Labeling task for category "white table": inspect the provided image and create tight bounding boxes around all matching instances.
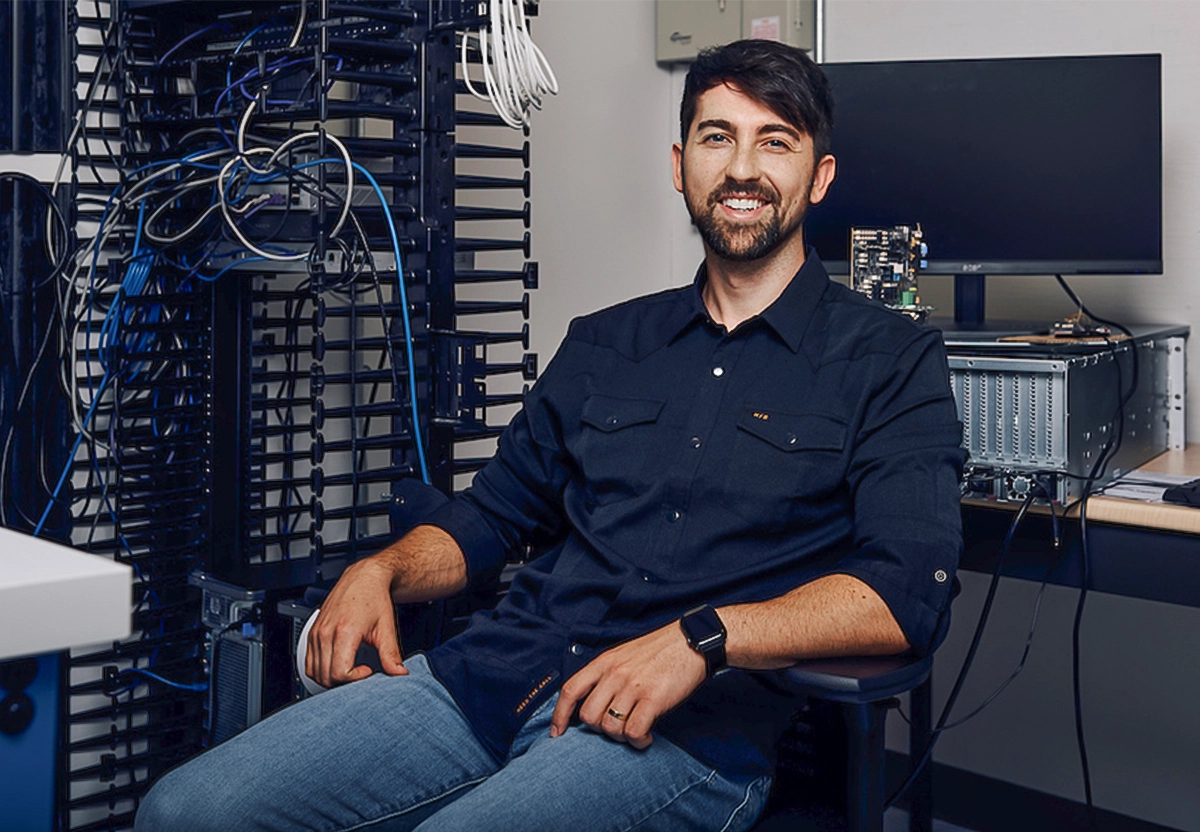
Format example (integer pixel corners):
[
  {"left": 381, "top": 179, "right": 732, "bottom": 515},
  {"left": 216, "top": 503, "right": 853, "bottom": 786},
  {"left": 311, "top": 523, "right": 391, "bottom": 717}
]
[{"left": 0, "top": 527, "right": 131, "bottom": 660}]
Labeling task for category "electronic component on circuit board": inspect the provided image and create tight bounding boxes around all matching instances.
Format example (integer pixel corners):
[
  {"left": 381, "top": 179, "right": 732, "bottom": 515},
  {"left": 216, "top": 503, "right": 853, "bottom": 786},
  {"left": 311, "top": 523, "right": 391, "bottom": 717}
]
[{"left": 850, "top": 224, "right": 932, "bottom": 323}]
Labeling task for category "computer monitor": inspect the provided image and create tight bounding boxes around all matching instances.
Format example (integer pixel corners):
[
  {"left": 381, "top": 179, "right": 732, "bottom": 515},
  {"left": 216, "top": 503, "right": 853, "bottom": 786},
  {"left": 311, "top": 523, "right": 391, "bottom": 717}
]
[{"left": 805, "top": 54, "right": 1162, "bottom": 325}]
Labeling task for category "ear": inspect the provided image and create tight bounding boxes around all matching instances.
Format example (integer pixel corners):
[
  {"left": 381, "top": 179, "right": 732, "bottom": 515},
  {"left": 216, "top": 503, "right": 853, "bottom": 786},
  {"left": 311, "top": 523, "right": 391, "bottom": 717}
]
[
  {"left": 809, "top": 154, "right": 836, "bottom": 205},
  {"left": 672, "top": 143, "right": 684, "bottom": 194}
]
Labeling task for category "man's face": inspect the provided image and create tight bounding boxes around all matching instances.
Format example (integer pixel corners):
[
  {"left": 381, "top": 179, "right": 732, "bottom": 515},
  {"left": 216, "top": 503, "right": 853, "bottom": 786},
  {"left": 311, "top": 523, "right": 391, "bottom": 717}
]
[{"left": 672, "top": 83, "right": 835, "bottom": 262}]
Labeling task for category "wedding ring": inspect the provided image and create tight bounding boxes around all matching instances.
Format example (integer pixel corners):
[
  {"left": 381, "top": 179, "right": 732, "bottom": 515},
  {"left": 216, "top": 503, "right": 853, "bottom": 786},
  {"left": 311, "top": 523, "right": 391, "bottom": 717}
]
[{"left": 607, "top": 707, "right": 628, "bottom": 722}]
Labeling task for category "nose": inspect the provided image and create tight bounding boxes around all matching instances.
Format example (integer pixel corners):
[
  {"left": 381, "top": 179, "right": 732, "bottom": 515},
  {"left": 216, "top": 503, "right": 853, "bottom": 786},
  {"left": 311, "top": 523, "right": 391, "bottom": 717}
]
[{"left": 726, "top": 141, "right": 762, "bottom": 182}]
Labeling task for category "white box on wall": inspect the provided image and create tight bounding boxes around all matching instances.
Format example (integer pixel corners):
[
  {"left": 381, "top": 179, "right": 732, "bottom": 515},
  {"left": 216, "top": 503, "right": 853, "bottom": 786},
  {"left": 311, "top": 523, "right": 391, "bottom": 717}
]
[
  {"left": 656, "top": 0, "right": 742, "bottom": 63},
  {"left": 743, "top": 0, "right": 816, "bottom": 51},
  {"left": 656, "top": 0, "right": 816, "bottom": 64}
]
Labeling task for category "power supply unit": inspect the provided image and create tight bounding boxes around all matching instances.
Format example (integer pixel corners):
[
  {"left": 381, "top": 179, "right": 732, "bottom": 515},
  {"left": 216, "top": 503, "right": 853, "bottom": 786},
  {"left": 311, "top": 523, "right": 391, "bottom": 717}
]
[{"left": 189, "top": 572, "right": 267, "bottom": 744}]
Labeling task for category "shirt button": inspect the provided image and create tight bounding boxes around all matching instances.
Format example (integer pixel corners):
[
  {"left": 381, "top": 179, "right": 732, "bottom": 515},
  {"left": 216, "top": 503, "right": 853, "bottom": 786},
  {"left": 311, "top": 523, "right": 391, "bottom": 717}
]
[
  {"left": 787, "top": 434, "right": 798, "bottom": 446},
  {"left": 934, "top": 569, "right": 948, "bottom": 583},
  {"left": 605, "top": 416, "right": 619, "bottom": 426},
  {"left": 690, "top": 436, "right": 702, "bottom": 449},
  {"left": 666, "top": 508, "right": 681, "bottom": 523},
  {"left": 641, "top": 572, "right": 653, "bottom": 582},
  {"left": 712, "top": 367, "right": 725, "bottom": 378},
  {"left": 570, "top": 643, "right": 584, "bottom": 656}
]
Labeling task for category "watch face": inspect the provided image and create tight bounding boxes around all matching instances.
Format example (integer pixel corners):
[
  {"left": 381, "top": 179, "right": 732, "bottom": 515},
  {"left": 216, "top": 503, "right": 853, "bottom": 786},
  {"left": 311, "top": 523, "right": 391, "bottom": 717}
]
[
  {"left": 683, "top": 606, "right": 726, "bottom": 651},
  {"left": 682, "top": 606, "right": 728, "bottom": 677}
]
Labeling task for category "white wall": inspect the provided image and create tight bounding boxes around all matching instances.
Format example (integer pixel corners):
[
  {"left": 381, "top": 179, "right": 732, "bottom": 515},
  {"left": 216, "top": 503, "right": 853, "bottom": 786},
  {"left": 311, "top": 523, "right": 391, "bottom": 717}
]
[
  {"left": 527, "top": 1, "right": 1200, "bottom": 830},
  {"left": 528, "top": 0, "right": 698, "bottom": 365}
]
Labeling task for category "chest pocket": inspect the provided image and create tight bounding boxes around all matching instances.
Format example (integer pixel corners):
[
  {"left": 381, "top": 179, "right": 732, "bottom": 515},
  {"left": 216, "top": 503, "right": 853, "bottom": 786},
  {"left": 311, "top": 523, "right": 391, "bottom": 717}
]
[
  {"left": 575, "top": 394, "right": 666, "bottom": 506},
  {"left": 723, "top": 409, "right": 849, "bottom": 526}
]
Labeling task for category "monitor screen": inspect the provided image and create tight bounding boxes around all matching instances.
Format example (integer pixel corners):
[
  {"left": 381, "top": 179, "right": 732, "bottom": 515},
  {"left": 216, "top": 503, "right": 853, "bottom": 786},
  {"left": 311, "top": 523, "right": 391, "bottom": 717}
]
[{"left": 805, "top": 54, "right": 1162, "bottom": 277}]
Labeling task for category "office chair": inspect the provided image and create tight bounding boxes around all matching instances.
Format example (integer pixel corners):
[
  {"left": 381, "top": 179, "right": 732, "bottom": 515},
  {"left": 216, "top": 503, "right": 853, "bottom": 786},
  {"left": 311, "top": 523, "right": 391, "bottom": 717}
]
[{"left": 753, "top": 654, "right": 934, "bottom": 832}]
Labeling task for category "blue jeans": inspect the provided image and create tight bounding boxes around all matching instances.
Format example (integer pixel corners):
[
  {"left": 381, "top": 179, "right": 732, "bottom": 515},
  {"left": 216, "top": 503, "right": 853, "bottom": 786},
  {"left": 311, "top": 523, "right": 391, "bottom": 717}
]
[{"left": 135, "top": 655, "right": 771, "bottom": 831}]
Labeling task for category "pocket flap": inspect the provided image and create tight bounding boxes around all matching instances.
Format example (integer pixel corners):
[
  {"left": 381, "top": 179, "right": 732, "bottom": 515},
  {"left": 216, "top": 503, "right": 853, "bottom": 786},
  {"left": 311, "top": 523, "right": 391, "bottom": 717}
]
[
  {"left": 736, "top": 410, "right": 847, "bottom": 452},
  {"left": 581, "top": 394, "right": 666, "bottom": 433}
]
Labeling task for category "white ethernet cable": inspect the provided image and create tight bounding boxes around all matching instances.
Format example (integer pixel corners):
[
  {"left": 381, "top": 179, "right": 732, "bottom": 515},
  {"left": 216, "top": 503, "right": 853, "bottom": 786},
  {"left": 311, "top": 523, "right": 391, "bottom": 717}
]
[{"left": 462, "top": 0, "right": 558, "bottom": 130}]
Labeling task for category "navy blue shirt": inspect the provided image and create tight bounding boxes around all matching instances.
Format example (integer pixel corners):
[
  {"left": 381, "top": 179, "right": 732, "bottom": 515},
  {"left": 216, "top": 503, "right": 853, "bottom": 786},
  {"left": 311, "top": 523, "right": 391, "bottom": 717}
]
[{"left": 425, "top": 253, "right": 966, "bottom": 779}]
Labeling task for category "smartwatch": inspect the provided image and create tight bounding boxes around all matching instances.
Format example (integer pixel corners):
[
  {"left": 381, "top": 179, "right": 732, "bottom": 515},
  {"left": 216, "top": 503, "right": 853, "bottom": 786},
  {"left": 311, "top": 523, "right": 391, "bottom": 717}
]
[{"left": 680, "top": 605, "right": 728, "bottom": 678}]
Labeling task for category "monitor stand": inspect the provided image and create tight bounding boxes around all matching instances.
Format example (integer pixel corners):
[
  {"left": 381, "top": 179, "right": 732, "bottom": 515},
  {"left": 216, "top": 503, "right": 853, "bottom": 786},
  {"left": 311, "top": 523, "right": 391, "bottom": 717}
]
[{"left": 953, "top": 274, "right": 987, "bottom": 327}]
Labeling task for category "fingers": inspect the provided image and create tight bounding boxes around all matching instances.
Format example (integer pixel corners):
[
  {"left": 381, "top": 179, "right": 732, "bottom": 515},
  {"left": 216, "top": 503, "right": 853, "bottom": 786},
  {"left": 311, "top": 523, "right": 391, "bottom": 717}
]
[
  {"left": 576, "top": 676, "right": 621, "bottom": 730},
  {"left": 599, "top": 701, "right": 633, "bottom": 739},
  {"left": 550, "top": 668, "right": 594, "bottom": 737},
  {"left": 593, "top": 696, "right": 654, "bottom": 748},
  {"left": 375, "top": 616, "right": 408, "bottom": 677},
  {"left": 331, "top": 619, "right": 365, "bottom": 684},
  {"left": 553, "top": 665, "right": 655, "bottom": 748},
  {"left": 306, "top": 611, "right": 407, "bottom": 687},
  {"left": 303, "top": 559, "right": 409, "bottom": 688},
  {"left": 550, "top": 623, "right": 703, "bottom": 746},
  {"left": 586, "top": 692, "right": 656, "bottom": 748},
  {"left": 623, "top": 706, "right": 655, "bottom": 749}
]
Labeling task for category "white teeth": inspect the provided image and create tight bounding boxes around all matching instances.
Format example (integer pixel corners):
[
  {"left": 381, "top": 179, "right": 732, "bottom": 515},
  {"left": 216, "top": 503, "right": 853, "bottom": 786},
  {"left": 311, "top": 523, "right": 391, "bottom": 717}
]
[{"left": 723, "top": 198, "right": 763, "bottom": 211}]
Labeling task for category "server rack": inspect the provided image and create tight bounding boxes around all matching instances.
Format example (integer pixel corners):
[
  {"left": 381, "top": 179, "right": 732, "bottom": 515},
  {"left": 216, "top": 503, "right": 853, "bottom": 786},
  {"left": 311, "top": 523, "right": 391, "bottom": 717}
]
[{"left": 33, "top": 2, "right": 541, "bottom": 828}]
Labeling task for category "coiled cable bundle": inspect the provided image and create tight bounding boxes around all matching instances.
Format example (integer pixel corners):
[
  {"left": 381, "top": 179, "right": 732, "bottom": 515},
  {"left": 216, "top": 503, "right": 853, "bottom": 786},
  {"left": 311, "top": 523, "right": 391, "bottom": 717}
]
[{"left": 462, "top": 0, "right": 559, "bottom": 129}]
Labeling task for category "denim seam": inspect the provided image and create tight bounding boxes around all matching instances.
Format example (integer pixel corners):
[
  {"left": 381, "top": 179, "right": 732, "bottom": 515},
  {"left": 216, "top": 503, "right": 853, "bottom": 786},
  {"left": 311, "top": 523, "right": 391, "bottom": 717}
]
[
  {"left": 337, "top": 774, "right": 491, "bottom": 832},
  {"left": 621, "top": 769, "right": 717, "bottom": 831},
  {"left": 716, "top": 776, "right": 768, "bottom": 832}
]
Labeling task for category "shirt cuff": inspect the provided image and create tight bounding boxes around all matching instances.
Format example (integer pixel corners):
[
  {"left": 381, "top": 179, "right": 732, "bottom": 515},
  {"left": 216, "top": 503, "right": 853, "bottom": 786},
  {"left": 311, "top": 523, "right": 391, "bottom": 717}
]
[
  {"left": 833, "top": 560, "right": 953, "bottom": 657},
  {"left": 424, "top": 498, "right": 508, "bottom": 588}
]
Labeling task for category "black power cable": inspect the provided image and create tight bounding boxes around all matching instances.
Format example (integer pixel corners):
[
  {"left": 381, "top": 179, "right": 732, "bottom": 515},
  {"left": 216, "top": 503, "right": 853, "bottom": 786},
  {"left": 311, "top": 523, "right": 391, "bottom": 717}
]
[
  {"left": 1054, "top": 274, "right": 1139, "bottom": 832},
  {"left": 887, "top": 486, "right": 1041, "bottom": 808}
]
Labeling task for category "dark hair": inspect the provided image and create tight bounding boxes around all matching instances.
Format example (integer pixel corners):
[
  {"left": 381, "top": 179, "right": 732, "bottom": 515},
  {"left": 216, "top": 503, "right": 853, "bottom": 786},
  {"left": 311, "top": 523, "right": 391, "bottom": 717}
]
[{"left": 680, "top": 40, "right": 834, "bottom": 161}]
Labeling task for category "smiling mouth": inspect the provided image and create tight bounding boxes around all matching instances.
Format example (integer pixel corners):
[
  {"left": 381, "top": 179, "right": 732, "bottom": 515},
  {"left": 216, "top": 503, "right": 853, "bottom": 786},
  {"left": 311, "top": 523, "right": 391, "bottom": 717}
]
[{"left": 721, "top": 197, "right": 766, "bottom": 213}]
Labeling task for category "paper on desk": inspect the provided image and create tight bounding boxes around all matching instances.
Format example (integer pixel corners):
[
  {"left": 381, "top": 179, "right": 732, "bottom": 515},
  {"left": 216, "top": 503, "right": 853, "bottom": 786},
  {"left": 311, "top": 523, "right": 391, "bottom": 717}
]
[{"left": 1098, "top": 473, "right": 1196, "bottom": 502}]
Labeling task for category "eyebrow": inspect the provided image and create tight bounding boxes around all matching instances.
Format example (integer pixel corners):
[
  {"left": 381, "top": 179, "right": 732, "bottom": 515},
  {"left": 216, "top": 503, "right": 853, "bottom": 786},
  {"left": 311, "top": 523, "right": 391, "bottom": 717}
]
[
  {"left": 760, "top": 123, "right": 804, "bottom": 141},
  {"left": 694, "top": 119, "right": 804, "bottom": 142}
]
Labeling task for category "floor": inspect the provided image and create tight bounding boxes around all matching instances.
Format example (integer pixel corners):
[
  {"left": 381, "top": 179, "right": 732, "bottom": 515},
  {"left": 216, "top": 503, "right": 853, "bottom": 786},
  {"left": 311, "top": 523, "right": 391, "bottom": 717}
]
[{"left": 884, "top": 808, "right": 977, "bottom": 832}]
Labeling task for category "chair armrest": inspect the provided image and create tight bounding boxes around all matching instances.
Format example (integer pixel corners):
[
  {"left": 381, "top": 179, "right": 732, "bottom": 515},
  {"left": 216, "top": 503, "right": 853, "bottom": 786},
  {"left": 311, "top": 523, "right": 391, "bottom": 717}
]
[{"left": 783, "top": 654, "right": 932, "bottom": 705}]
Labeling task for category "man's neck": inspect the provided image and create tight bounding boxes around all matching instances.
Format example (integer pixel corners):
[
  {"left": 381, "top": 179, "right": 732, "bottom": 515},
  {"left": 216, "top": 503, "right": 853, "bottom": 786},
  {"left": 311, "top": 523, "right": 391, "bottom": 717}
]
[{"left": 701, "top": 236, "right": 807, "bottom": 331}]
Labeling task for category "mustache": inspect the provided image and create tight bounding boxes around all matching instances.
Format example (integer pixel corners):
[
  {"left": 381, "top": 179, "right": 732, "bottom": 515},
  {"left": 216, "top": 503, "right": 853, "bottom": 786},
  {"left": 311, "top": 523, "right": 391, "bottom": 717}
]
[{"left": 706, "top": 181, "right": 778, "bottom": 208}]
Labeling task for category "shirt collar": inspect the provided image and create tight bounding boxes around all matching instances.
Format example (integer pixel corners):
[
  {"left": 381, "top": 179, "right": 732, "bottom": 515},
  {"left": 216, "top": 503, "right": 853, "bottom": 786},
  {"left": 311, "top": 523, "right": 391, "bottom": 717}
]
[{"left": 671, "top": 249, "right": 831, "bottom": 353}]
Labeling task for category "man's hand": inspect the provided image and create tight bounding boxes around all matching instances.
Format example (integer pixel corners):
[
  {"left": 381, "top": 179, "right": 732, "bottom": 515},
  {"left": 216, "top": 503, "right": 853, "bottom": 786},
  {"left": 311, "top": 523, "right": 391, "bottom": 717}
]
[
  {"left": 549, "top": 620, "right": 707, "bottom": 749},
  {"left": 305, "top": 556, "right": 408, "bottom": 687}
]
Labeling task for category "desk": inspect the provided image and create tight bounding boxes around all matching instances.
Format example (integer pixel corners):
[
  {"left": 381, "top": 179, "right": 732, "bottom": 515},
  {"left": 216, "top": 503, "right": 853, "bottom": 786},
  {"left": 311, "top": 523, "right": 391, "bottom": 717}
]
[
  {"left": 0, "top": 529, "right": 130, "bottom": 832},
  {"left": 0, "top": 527, "right": 131, "bottom": 660},
  {"left": 962, "top": 445, "right": 1200, "bottom": 609},
  {"left": 1083, "top": 445, "right": 1200, "bottom": 535}
]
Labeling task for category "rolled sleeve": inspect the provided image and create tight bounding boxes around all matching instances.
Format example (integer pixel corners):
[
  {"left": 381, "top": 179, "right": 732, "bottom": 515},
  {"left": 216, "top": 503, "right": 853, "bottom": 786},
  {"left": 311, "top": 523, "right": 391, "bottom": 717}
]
[
  {"left": 840, "top": 332, "right": 967, "bottom": 655},
  {"left": 425, "top": 498, "right": 510, "bottom": 588}
]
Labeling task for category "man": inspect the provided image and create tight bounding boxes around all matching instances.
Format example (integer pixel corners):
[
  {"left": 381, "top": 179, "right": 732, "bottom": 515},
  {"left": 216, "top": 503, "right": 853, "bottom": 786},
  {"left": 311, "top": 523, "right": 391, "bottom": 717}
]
[{"left": 136, "top": 40, "right": 965, "bottom": 832}]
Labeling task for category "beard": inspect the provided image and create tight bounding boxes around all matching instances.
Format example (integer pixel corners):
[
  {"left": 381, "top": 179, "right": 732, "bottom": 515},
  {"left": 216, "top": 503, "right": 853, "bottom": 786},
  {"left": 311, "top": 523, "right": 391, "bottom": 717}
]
[{"left": 682, "top": 172, "right": 810, "bottom": 262}]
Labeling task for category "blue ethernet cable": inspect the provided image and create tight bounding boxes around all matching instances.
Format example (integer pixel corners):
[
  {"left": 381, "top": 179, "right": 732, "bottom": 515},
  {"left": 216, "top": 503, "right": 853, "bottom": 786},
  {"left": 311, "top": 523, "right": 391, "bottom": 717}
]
[
  {"left": 123, "top": 667, "right": 208, "bottom": 693},
  {"left": 37, "top": 203, "right": 153, "bottom": 537},
  {"left": 352, "top": 162, "right": 431, "bottom": 485},
  {"left": 262, "top": 157, "right": 432, "bottom": 483}
]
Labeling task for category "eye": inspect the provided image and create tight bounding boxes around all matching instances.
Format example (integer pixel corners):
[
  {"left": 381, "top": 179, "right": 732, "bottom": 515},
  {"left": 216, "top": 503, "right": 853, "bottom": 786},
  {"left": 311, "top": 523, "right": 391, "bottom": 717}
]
[{"left": 701, "top": 133, "right": 730, "bottom": 145}]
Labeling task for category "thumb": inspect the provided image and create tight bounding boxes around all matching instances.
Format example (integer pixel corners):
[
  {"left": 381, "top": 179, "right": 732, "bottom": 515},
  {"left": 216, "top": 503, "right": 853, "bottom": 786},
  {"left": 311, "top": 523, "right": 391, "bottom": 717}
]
[{"left": 376, "top": 622, "right": 408, "bottom": 676}]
